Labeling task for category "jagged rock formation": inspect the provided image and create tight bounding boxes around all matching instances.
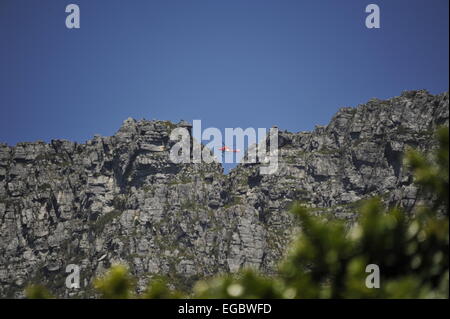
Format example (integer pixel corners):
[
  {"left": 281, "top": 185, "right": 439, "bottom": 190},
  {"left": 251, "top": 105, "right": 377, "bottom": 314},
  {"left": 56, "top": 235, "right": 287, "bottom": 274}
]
[{"left": 0, "top": 90, "right": 448, "bottom": 297}]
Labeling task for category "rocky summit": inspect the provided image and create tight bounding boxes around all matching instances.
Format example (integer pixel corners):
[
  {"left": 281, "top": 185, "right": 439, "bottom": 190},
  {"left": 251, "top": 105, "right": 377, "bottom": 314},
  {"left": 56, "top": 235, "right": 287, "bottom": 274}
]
[{"left": 0, "top": 90, "right": 448, "bottom": 298}]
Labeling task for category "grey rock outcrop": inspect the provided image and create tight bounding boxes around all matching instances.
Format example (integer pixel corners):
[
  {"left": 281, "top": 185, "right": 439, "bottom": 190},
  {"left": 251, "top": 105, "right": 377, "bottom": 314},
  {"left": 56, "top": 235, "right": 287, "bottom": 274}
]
[{"left": 0, "top": 90, "right": 448, "bottom": 297}]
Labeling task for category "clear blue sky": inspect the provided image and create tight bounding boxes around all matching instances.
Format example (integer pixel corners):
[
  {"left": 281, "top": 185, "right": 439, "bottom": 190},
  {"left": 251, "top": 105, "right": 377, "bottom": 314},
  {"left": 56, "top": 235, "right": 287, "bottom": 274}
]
[{"left": 1, "top": 1, "right": 448, "bottom": 166}]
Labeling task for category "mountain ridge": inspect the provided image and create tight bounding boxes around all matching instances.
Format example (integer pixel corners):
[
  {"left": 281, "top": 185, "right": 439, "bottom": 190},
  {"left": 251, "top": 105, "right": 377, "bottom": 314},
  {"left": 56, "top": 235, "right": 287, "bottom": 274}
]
[{"left": 0, "top": 89, "right": 448, "bottom": 297}]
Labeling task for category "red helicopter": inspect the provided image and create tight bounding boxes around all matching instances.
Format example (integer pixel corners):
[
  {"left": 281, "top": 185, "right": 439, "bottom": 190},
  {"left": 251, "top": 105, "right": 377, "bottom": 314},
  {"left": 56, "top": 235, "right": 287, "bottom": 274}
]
[{"left": 218, "top": 144, "right": 240, "bottom": 153}]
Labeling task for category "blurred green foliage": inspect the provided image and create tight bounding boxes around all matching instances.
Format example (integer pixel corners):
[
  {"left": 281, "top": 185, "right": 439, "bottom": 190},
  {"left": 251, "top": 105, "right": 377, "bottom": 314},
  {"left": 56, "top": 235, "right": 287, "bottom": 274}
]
[
  {"left": 93, "top": 265, "right": 135, "bottom": 299},
  {"left": 27, "top": 128, "right": 449, "bottom": 299},
  {"left": 194, "top": 127, "right": 448, "bottom": 299},
  {"left": 25, "top": 285, "right": 53, "bottom": 299}
]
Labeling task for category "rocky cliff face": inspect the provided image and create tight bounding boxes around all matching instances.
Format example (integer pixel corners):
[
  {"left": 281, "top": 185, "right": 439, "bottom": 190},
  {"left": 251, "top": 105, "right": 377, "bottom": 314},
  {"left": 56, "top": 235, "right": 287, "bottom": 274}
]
[{"left": 0, "top": 90, "right": 448, "bottom": 297}]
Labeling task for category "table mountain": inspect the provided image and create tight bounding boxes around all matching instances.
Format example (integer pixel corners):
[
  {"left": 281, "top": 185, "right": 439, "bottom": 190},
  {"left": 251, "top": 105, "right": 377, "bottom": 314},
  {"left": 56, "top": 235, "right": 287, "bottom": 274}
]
[{"left": 0, "top": 90, "right": 448, "bottom": 297}]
